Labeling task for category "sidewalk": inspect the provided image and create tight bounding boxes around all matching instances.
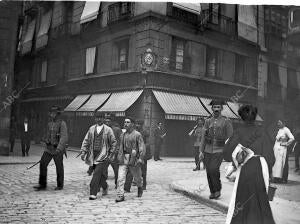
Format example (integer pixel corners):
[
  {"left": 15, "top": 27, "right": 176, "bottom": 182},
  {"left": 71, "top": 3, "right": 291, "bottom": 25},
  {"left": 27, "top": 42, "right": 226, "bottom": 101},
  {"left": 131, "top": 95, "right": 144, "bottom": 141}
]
[
  {"left": 0, "top": 142, "right": 80, "bottom": 165},
  {"left": 170, "top": 161, "right": 300, "bottom": 224}
]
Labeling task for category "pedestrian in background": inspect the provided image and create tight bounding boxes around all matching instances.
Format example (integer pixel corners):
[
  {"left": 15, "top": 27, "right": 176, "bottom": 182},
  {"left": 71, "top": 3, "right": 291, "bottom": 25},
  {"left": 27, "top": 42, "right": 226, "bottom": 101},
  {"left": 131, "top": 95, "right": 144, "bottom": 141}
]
[
  {"left": 80, "top": 111, "right": 116, "bottom": 200},
  {"left": 33, "top": 105, "right": 68, "bottom": 191},
  {"left": 20, "top": 116, "right": 31, "bottom": 157},
  {"left": 188, "top": 117, "right": 205, "bottom": 171},
  {"left": 104, "top": 113, "right": 122, "bottom": 189},
  {"left": 293, "top": 126, "right": 300, "bottom": 174},
  {"left": 9, "top": 116, "right": 17, "bottom": 153},
  {"left": 154, "top": 122, "right": 166, "bottom": 161},
  {"left": 272, "top": 120, "right": 294, "bottom": 184},
  {"left": 199, "top": 99, "right": 233, "bottom": 200},
  {"left": 124, "top": 119, "right": 149, "bottom": 191},
  {"left": 115, "top": 117, "right": 145, "bottom": 202}
]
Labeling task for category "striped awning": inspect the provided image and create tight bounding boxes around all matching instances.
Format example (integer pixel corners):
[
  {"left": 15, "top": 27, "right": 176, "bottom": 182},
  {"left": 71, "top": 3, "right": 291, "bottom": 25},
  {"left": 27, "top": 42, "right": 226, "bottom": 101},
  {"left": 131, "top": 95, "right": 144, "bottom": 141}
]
[
  {"left": 77, "top": 93, "right": 110, "bottom": 112},
  {"left": 80, "top": 1, "right": 101, "bottom": 24},
  {"left": 153, "top": 90, "right": 210, "bottom": 121},
  {"left": 64, "top": 95, "right": 90, "bottom": 112},
  {"left": 98, "top": 90, "right": 143, "bottom": 117},
  {"left": 173, "top": 3, "right": 201, "bottom": 14},
  {"left": 199, "top": 97, "right": 239, "bottom": 119}
]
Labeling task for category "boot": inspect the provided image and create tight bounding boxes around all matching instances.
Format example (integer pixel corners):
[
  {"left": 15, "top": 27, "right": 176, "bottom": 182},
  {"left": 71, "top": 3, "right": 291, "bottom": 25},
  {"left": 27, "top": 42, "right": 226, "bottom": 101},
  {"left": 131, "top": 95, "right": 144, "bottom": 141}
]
[{"left": 137, "top": 187, "right": 143, "bottom": 197}]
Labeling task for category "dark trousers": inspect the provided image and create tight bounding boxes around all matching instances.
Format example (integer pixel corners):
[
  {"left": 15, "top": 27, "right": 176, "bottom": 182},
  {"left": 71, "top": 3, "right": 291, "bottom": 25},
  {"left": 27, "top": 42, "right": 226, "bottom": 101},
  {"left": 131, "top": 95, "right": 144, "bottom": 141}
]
[
  {"left": 21, "top": 135, "right": 30, "bottom": 156},
  {"left": 295, "top": 145, "right": 300, "bottom": 169},
  {"left": 124, "top": 160, "right": 147, "bottom": 191},
  {"left": 109, "top": 162, "right": 119, "bottom": 187},
  {"left": 154, "top": 143, "right": 162, "bottom": 160},
  {"left": 204, "top": 152, "right": 223, "bottom": 194},
  {"left": 90, "top": 161, "right": 109, "bottom": 196},
  {"left": 282, "top": 149, "right": 290, "bottom": 182},
  {"left": 194, "top": 146, "right": 200, "bottom": 167},
  {"left": 10, "top": 139, "right": 15, "bottom": 152},
  {"left": 39, "top": 151, "right": 64, "bottom": 188}
]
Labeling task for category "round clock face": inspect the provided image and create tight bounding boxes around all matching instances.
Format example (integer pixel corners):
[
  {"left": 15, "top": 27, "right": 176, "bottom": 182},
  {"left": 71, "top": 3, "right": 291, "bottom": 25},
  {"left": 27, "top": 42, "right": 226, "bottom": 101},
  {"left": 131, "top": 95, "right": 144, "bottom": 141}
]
[{"left": 144, "top": 53, "right": 154, "bottom": 65}]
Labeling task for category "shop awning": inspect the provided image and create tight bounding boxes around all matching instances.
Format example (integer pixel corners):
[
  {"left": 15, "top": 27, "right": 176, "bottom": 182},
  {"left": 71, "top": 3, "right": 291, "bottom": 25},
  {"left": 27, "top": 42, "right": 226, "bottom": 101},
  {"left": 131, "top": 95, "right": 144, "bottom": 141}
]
[
  {"left": 21, "top": 19, "right": 36, "bottom": 55},
  {"left": 80, "top": 1, "right": 101, "bottom": 24},
  {"left": 22, "top": 95, "right": 72, "bottom": 103},
  {"left": 173, "top": 3, "right": 201, "bottom": 14},
  {"left": 153, "top": 90, "right": 210, "bottom": 121},
  {"left": 64, "top": 95, "right": 90, "bottom": 112},
  {"left": 227, "top": 101, "right": 263, "bottom": 122},
  {"left": 199, "top": 97, "right": 239, "bottom": 119},
  {"left": 77, "top": 93, "right": 110, "bottom": 112},
  {"left": 36, "top": 10, "right": 52, "bottom": 49},
  {"left": 98, "top": 90, "right": 143, "bottom": 117}
]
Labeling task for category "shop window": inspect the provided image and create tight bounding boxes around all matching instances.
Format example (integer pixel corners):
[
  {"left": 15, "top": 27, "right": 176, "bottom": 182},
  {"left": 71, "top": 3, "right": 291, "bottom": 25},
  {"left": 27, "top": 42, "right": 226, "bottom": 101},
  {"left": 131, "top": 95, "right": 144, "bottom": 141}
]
[
  {"left": 170, "top": 37, "right": 190, "bottom": 73},
  {"left": 206, "top": 47, "right": 219, "bottom": 78},
  {"left": 41, "top": 60, "right": 47, "bottom": 83},
  {"left": 113, "top": 39, "right": 129, "bottom": 71}
]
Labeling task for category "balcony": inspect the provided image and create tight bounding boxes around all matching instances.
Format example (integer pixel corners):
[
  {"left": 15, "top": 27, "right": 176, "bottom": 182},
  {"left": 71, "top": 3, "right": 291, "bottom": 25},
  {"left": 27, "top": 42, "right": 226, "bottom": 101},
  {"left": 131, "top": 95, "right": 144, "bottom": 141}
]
[
  {"left": 167, "top": 4, "right": 199, "bottom": 25},
  {"left": 199, "top": 10, "right": 236, "bottom": 37},
  {"left": 107, "top": 2, "right": 134, "bottom": 25}
]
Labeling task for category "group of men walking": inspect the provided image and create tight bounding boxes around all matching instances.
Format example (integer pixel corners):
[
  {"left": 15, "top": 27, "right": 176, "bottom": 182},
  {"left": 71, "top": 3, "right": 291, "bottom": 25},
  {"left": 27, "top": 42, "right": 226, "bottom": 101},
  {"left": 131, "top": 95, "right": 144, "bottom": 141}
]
[{"left": 32, "top": 106, "right": 149, "bottom": 203}]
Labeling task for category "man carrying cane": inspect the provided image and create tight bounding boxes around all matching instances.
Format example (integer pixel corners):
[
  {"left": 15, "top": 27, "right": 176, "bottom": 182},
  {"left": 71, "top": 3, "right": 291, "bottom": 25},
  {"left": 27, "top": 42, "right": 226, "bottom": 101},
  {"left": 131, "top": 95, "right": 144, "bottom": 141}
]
[{"left": 33, "top": 105, "right": 68, "bottom": 191}]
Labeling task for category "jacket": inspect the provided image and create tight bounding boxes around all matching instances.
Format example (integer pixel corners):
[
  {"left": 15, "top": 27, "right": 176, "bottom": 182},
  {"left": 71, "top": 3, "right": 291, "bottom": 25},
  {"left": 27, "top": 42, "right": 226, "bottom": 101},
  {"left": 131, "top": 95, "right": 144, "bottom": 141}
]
[
  {"left": 200, "top": 116, "right": 233, "bottom": 154},
  {"left": 81, "top": 124, "right": 116, "bottom": 166},
  {"left": 117, "top": 129, "right": 145, "bottom": 166},
  {"left": 44, "top": 119, "right": 68, "bottom": 155},
  {"left": 223, "top": 123, "right": 275, "bottom": 170}
]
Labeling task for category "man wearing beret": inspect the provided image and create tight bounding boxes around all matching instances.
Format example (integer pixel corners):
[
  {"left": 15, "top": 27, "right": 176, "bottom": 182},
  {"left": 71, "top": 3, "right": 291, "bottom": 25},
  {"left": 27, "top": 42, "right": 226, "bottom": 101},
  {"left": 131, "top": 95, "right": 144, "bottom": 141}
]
[
  {"left": 33, "top": 105, "right": 68, "bottom": 191},
  {"left": 199, "top": 100, "right": 233, "bottom": 199}
]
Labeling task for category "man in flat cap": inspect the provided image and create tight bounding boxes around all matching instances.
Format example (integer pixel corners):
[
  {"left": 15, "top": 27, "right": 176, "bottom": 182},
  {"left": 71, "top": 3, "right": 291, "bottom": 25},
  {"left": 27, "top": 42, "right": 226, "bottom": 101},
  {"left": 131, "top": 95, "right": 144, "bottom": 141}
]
[
  {"left": 199, "top": 99, "right": 233, "bottom": 199},
  {"left": 33, "top": 105, "right": 68, "bottom": 191},
  {"left": 80, "top": 111, "right": 116, "bottom": 200}
]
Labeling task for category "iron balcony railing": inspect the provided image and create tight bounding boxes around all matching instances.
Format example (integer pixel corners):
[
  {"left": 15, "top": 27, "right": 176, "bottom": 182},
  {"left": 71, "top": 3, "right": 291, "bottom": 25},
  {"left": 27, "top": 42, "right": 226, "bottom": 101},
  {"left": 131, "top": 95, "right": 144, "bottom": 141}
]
[
  {"left": 199, "top": 9, "right": 237, "bottom": 36},
  {"left": 107, "top": 2, "right": 134, "bottom": 24}
]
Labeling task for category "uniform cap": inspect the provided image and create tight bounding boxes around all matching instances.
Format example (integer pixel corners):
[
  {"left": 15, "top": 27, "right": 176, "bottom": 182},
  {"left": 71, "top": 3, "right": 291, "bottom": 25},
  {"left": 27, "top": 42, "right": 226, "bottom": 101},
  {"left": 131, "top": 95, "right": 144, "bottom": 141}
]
[
  {"left": 49, "top": 105, "right": 62, "bottom": 113},
  {"left": 94, "top": 111, "right": 105, "bottom": 118},
  {"left": 209, "top": 99, "right": 226, "bottom": 106}
]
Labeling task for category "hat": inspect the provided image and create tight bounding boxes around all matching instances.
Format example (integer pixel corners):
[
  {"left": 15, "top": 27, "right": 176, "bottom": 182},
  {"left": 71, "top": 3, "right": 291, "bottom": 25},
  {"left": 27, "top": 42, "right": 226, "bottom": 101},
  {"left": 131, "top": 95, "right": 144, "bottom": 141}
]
[
  {"left": 94, "top": 111, "right": 105, "bottom": 118},
  {"left": 209, "top": 99, "right": 226, "bottom": 106},
  {"left": 49, "top": 105, "right": 62, "bottom": 113}
]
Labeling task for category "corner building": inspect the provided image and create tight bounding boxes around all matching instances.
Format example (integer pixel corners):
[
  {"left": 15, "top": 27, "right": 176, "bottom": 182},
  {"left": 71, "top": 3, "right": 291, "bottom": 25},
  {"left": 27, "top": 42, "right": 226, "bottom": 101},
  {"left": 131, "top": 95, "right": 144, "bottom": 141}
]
[{"left": 15, "top": 2, "right": 300, "bottom": 156}]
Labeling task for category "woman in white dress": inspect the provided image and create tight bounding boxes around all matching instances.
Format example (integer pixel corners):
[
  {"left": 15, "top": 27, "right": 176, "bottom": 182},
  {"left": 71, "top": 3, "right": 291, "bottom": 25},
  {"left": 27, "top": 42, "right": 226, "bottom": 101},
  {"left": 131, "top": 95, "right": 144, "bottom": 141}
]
[{"left": 272, "top": 120, "right": 294, "bottom": 183}]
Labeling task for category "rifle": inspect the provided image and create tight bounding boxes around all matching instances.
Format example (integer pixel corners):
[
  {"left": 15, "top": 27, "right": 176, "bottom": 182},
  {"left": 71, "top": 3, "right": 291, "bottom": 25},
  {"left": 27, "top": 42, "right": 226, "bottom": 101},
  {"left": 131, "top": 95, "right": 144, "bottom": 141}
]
[
  {"left": 76, "top": 151, "right": 83, "bottom": 158},
  {"left": 26, "top": 160, "right": 40, "bottom": 170}
]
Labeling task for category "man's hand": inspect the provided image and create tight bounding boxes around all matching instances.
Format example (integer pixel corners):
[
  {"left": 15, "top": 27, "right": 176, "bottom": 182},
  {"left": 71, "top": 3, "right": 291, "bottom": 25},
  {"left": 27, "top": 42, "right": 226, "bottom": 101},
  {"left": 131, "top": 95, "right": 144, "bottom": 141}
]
[
  {"left": 137, "top": 158, "right": 144, "bottom": 165},
  {"left": 199, "top": 151, "right": 204, "bottom": 161}
]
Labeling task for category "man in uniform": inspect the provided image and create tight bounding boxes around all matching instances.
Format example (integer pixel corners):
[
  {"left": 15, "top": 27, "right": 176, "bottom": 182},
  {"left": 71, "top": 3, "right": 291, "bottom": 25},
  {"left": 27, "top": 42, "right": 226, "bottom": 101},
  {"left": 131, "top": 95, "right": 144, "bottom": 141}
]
[
  {"left": 154, "top": 122, "right": 166, "bottom": 161},
  {"left": 199, "top": 100, "right": 233, "bottom": 199},
  {"left": 115, "top": 117, "right": 145, "bottom": 202},
  {"left": 33, "top": 105, "right": 68, "bottom": 191}
]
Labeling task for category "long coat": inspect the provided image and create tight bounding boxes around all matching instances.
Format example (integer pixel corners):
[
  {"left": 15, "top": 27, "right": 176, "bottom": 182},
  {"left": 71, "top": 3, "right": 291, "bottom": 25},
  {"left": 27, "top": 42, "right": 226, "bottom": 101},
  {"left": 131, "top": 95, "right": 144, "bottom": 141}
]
[
  {"left": 81, "top": 124, "right": 116, "bottom": 166},
  {"left": 223, "top": 123, "right": 275, "bottom": 171}
]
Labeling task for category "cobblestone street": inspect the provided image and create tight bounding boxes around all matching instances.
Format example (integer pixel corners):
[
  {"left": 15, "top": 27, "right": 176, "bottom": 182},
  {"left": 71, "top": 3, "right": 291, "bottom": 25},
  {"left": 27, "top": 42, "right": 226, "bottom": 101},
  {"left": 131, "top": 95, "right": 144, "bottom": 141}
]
[{"left": 0, "top": 146, "right": 225, "bottom": 224}]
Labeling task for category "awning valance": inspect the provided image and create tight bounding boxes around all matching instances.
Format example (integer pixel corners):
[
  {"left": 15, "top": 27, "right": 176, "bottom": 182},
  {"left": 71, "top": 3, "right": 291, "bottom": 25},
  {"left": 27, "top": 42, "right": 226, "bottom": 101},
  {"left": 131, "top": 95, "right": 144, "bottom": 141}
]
[
  {"left": 77, "top": 93, "right": 110, "bottom": 112},
  {"left": 173, "top": 3, "right": 201, "bottom": 14},
  {"left": 98, "top": 90, "right": 143, "bottom": 117},
  {"left": 22, "top": 95, "right": 72, "bottom": 103},
  {"left": 21, "top": 19, "right": 36, "bottom": 55},
  {"left": 80, "top": 1, "right": 101, "bottom": 24},
  {"left": 64, "top": 95, "right": 90, "bottom": 112},
  {"left": 36, "top": 10, "right": 52, "bottom": 49},
  {"left": 153, "top": 90, "right": 210, "bottom": 121},
  {"left": 199, "top": 97, "right": 239, "bottom": 119}
]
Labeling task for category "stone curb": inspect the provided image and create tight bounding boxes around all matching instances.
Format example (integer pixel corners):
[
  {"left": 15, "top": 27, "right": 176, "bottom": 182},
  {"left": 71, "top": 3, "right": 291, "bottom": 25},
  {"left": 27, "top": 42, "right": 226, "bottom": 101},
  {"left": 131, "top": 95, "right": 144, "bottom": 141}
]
[{"left": 170, "top": 182, "right": 228, "bottom": 214}]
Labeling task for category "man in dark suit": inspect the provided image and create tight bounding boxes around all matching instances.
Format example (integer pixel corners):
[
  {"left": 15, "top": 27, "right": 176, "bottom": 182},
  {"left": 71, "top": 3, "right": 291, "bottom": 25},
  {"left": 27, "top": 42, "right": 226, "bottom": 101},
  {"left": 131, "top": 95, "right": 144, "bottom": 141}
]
[
  {"left": 154, "top": 122, "right": 166, "bottom": 161},
  {"left": 20, "top": 117, "right": 31, "bottom": 156}
]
